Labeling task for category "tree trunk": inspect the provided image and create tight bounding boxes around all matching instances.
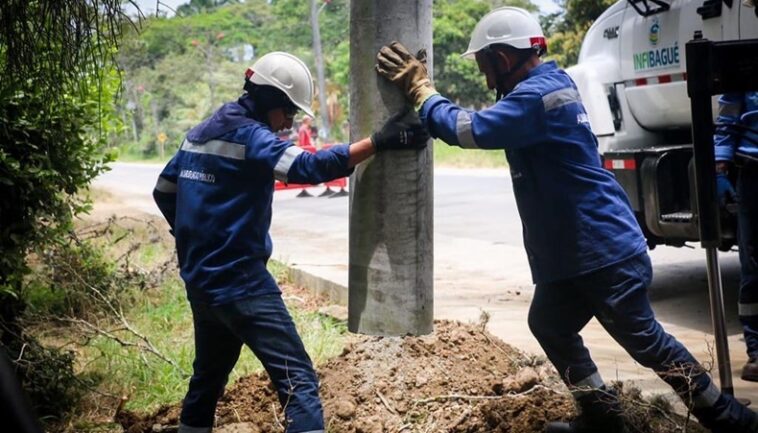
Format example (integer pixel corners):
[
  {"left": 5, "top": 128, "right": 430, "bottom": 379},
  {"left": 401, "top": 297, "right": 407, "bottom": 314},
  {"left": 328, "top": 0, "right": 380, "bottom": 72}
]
[{"left": 310, "top": 0, "right": 330, "bottom": 141}]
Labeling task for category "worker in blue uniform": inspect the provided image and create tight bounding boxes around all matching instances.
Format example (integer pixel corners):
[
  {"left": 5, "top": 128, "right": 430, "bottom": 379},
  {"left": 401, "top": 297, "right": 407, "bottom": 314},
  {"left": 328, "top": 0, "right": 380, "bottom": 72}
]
[
  {"left": 153, "top": 51, "right": 429, "bottom": 433},
  {"left": 376, "top": 7, "right": 758, "bottom": 433},
  {"left": 714, "top": 91, "right": 758, "bottom": 383}
]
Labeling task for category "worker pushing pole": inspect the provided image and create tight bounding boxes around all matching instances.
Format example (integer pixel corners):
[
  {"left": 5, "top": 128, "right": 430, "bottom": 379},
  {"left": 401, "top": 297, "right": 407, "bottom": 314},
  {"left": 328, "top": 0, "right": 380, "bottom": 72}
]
[{"left": 348, "top": 0, "right": 434, "bottom": 336}]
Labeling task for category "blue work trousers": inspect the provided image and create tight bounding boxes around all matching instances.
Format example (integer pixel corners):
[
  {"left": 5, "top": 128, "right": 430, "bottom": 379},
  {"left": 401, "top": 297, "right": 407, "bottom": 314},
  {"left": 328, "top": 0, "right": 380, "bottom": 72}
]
[
  {"left": 738, "top": 161, "right": 758, "bottom": 359},
  {"left": 528, "top": 253, "right": 756, "bottom": 430},
  {"left": 179, "top": 294, "right": 323, "bottom": 433}
]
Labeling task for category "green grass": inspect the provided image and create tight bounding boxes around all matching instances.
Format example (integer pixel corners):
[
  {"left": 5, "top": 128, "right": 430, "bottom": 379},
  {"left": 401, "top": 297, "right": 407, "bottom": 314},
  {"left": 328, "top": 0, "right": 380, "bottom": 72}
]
[
  {"left": 110, "top": 142, "right": 172, "bottom": 164},
  {"left": 78, "top": 262, "right": 346, "bottom": 413},
  {"left": 21, "top": 198, "right": 348, "bottom": 431},
  {"left": 115, "top": 152, "right": 169, "bottom": 164},
  {"left": 433, "top": 140, "right": 507, "bottom": 168},
  {"left": 27, "top": 212, "right": 347, "bottom": 417}
]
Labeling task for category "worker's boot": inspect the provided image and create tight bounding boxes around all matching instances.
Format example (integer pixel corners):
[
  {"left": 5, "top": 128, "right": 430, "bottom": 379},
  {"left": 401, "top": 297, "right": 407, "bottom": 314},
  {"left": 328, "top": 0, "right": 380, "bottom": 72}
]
[
  {"left": 698, "top": 392, "right": 758, "bottom": 433},
  {"left": 741, "top": 358, "right": 758, "bottom": 382},
  {"left": 546, "top": 387, "right": 627, "bottom": 433}
]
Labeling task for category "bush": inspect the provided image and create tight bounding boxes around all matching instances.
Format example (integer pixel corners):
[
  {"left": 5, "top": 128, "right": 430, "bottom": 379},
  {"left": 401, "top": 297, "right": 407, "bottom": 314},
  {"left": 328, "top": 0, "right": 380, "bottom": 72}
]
[
  {"left": 26, "top": 238, "right": 121, "bottom": 319},
  {"left": 0, "top": 80, "right": 113, "bottom": 293},
  {"left": 0, "top": 0, "right": 128, "bottom": 425},
  {"left": 4, "top": 338, "right": 84, "bottom": 423}
]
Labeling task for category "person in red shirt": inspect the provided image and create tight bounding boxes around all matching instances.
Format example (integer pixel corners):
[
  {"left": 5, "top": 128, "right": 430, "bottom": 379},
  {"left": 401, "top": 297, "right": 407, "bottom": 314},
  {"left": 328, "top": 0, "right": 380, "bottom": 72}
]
[{"left": 297, "top": 115, "right": 314, "bottom": 149}]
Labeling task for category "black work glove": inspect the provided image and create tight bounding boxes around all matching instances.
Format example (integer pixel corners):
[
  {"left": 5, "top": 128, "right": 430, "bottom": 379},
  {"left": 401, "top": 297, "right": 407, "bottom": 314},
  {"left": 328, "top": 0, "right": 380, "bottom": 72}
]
[{"left": 371, "top": 108, "right": 430, "bottom": 151}]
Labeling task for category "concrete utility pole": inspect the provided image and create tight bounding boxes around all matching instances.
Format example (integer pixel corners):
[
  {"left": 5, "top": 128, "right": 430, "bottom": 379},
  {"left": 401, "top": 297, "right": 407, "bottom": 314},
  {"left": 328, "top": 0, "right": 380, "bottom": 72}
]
[
  {"left": 348, "top": 0, "right": 433, "bottom": 336},
  {"left": 310, "top": 0, "right": 330, "bottom": 140}
]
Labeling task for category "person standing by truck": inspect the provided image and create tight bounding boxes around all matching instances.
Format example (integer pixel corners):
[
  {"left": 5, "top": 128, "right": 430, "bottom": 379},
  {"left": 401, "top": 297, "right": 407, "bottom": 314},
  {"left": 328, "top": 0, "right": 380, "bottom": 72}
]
[
  {"left": 375, "top": 7, "right": 758, "bottom": 433},
  {"left": 152, "top": 51, "right": 429, "bottom": 433},
  {"left": 714, "top": 91, "right": 758, "bottom": 383}
]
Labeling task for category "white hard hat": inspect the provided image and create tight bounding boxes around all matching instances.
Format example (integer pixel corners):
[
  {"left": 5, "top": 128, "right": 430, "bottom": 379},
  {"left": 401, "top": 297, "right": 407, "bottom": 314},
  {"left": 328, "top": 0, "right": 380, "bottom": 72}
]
[
  {"left": 461, "top": 7, "right": 547, "bottom": 59},
  {"left": 245, "top": 52, "right": 315, "bottom": 118}
]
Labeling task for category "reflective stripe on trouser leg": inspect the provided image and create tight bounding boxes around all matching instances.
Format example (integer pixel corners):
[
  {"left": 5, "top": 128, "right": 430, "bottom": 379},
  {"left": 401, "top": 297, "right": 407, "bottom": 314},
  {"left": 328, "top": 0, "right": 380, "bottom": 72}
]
[
  {"left": 691, "top": 381, "right": 721, "bottom": 409},
  {"left": 570, "top": 371, "right": 605, "bottom": 399},
  {"left": 688, "top": 382, "right": 758, "bottom": 431},
  {"left": 178, "top": 423, "right": 212, "bottom": 433},
  {"left": 739, "top": 303, "right": 758, "bottom": 316}
]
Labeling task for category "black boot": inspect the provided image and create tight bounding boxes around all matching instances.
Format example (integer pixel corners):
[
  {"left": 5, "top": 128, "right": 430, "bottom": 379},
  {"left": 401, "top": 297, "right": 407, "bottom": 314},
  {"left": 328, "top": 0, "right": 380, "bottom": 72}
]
[
  {"left": 546, "top": 388, "right": 628, "bottom": 433},
  {"left": 742, "top": 358, "right": 758, "bottom": 382},
  {"left": 695, "top": 392, "right": 758, "bottom": 433}
]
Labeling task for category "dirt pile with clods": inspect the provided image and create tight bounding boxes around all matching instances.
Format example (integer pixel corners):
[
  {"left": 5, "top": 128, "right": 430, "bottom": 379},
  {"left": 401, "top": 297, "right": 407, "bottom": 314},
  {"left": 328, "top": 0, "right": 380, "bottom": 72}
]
[{"left": 118, "top": 319, "right": 706, "bottom": 433}]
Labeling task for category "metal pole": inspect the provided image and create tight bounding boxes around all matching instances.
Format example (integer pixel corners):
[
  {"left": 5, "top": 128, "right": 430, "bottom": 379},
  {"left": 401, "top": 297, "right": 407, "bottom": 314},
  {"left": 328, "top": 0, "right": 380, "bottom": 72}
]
[
  {"left": 310, "top": 0, "right": 330, "bottom": 140},
  {"left": 705, "top": 248, "right": 733, "bottom": 394},
  {"left": 686, "top": 33, "right": 733, "bottom": 394},
  {"left": 348, "top": 0, "right": 433, "bottom": 336}
]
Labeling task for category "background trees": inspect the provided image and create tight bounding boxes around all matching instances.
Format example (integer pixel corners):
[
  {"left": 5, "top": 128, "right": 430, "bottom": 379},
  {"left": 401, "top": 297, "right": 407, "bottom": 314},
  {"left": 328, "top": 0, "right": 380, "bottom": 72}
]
[
  {"left": 541, "top": 0, "right": 616, "bottom": 66},
  {"left": 112, "top": 0, "right": 556, "bottom": 157}
]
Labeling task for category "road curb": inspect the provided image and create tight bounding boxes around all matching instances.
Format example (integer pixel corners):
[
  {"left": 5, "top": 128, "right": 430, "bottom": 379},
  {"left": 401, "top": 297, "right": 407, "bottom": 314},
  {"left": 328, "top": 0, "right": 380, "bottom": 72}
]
[{"left": 286, "top": 265, "right": 348, "bottom": 306}]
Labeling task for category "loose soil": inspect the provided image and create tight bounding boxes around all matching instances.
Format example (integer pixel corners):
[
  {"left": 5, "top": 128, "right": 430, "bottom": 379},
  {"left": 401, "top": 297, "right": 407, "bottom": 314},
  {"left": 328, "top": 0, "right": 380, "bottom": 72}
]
[{"left": 117, "top": 321, "right": 705, "bottom": 433}]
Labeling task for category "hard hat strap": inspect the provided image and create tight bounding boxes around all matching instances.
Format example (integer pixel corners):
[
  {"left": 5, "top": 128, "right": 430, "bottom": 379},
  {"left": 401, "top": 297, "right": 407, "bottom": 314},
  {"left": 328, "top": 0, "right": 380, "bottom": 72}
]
[{"left": 485, "top": 46, "right": 534, "bottom": 101}]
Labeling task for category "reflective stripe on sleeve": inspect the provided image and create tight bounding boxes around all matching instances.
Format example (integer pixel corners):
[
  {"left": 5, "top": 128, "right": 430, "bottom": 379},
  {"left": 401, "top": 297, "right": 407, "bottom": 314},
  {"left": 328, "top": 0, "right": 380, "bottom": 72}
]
[
  {"left": 739, "top": 302, "right": 758, "bottom": 317},
  {"left": 542, "top": 88, "right": 582, "bottom": 112},
  {"left": 456, "top": 111, "right": 478, "bottom": 149},
  {"left": 274, "top": 146, "right": 305, "bottom": 182},
  {"left": 569, "top": 371, "right": 605, "bottom": 398},
  {"left": 718, "top": 102, "right": 742, "bottom": 118},
  {"left": 181, "top": 139, "right": 245, "bottom": 160},
  {"left": 692, "top": 381, "right": 721, "bottom": 409},
  {"left": 154, "top": 176, "right": 177, "bottom": 193}
]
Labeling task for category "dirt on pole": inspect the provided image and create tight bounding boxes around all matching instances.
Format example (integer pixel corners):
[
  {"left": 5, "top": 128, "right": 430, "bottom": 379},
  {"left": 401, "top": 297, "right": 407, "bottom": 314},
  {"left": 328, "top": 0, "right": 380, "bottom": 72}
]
[{"left": 348, "top": 0, "right": 433, "bottom": 336}]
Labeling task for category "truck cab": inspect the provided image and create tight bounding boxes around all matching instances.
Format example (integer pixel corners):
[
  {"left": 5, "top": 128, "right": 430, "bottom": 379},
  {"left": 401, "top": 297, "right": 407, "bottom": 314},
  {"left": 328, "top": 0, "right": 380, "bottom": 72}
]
[{"left": 567, "top": 0, "right": 758, "bottom": 248}]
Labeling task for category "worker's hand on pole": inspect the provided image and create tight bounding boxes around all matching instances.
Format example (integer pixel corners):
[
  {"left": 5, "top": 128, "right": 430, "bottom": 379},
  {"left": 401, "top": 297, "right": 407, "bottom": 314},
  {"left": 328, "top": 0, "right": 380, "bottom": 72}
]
[
  {"left": 376, "top": 41, "right": 438, "bottom": 110},
  {"left": 371, "top": 107, "right": 430, "bottom": 152}
]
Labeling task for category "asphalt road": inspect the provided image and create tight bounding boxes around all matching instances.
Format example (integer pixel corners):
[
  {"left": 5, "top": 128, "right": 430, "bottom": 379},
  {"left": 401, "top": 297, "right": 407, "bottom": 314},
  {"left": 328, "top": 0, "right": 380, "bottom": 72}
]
[{"left": 94, "top": 162, "right": 757, "bottom": 406}]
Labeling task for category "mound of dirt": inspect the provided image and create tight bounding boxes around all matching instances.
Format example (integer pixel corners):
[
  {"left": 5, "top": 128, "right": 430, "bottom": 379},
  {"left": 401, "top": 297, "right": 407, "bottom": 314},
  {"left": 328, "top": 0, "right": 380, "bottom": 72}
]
[{"left": 118, "top": 320, "right": 705, "bottom": 433}]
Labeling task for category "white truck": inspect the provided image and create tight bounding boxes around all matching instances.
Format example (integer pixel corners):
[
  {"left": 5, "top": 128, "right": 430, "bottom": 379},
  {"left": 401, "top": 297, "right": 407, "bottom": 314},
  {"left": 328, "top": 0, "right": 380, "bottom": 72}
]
[{"left": 567, "top": 0, "right": 758, "bottom": 249}]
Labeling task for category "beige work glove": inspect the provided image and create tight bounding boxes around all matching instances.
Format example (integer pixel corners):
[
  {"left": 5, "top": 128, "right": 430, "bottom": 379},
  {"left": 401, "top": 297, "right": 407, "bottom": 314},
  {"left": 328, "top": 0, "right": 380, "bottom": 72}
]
[{"left": 376, "top": 41, "right": 439, "bottom": 110}]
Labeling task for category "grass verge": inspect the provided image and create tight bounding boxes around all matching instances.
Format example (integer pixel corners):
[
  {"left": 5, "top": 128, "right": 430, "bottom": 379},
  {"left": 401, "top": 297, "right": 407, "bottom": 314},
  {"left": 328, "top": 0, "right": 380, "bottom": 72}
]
[
  {"left": 433, "top": 140, "right": 508, "bottom": 169},
  {"left": 27, "top": 213, "right": 347, "bottom": 431},
  {"left": 80, "top": 269, "right": 346, "bottom": 414}
]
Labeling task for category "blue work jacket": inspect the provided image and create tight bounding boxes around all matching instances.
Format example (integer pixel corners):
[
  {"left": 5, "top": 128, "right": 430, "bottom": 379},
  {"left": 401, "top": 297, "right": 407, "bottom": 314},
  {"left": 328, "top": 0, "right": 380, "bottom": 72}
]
[
  {"left": 153, "top": 95, "right": 352, "bottom": 305},
  {"left": 715, "top": 92, "right": 758, "bottom": 163},
  {"left": 420, "top": 61, "right": 646, "bottom": 284}
]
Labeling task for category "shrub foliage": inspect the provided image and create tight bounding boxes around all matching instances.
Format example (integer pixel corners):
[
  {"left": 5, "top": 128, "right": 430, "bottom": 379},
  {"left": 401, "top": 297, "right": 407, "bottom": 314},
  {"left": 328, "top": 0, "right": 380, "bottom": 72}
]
[{"left": 0, "top": 0, "right": 128, "bottom": 423}]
